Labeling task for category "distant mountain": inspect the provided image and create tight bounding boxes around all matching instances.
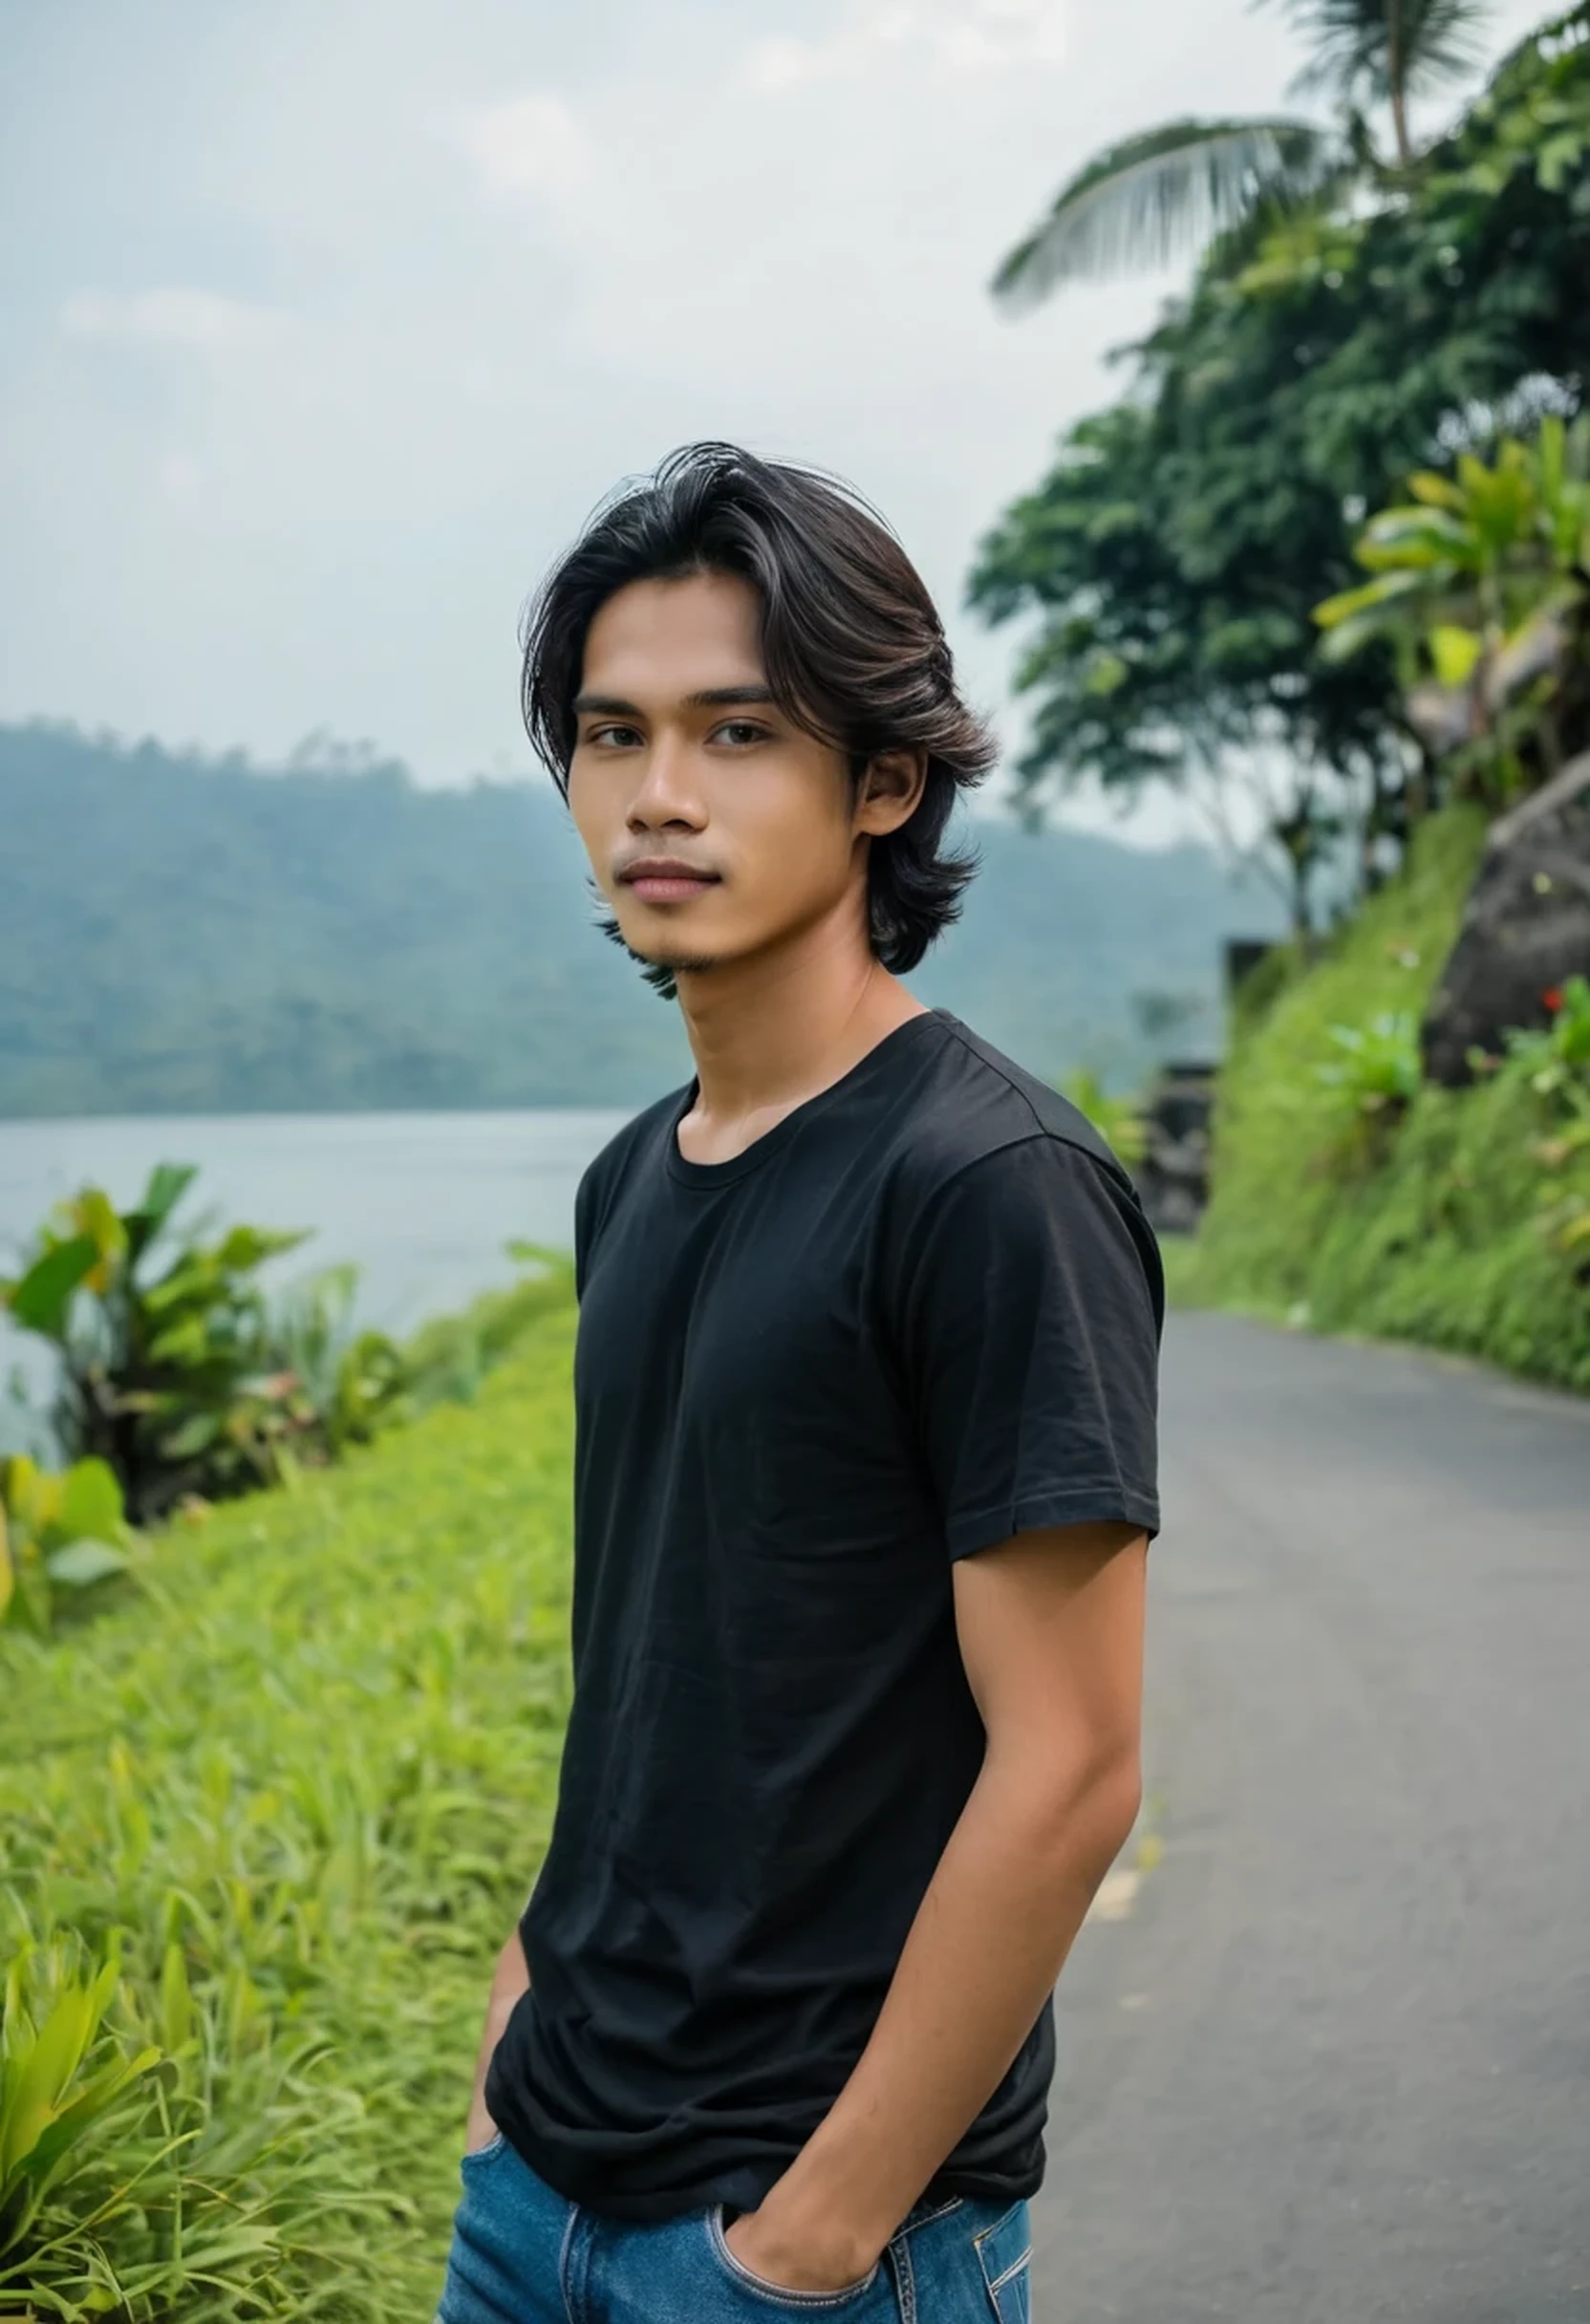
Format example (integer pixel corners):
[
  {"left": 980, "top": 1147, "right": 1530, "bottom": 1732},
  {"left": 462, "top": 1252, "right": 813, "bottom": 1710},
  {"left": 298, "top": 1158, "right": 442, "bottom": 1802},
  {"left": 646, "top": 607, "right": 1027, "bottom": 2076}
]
[{"left": 2, "top": 722, "right": 1281, "bottom": 1115}]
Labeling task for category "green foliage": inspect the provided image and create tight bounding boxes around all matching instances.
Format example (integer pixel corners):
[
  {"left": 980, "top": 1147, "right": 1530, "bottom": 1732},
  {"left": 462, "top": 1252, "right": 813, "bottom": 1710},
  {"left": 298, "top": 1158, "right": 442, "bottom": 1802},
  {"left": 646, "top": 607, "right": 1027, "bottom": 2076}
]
[
  {"left": 1059, "top": 1070, "right": 1149, "bottom": 1167},
  {"left": 991, "top": 116, "right": 1337, "bottom": 306},
  {"left": 1, "top": 1163, "right": 574, "bottom": 1532},
  {"left": 0, "top": 1283, "right": 581, "bottom": 2320},
  {"left": 1176, "top": 808, "right": 1590, "bottom": 1388},
  {"left": 1317, "top": 1011, "right": 1423, "bottom": 1109},
  {"left": 0, "top": 1457, "right": 134, "bottom": 1636},
  {"left": 0, "top": 723, "right": 691, "bottom": 1120},
  {"left": 0, "top": 724, "right": 1283, "bottom": 1117},
  {"left": 0, "top": 1166, "right": 331, "bottom": 1525},
  {"left": 1316, "top": 415, "right": 1590, "bottom": 801},
  {"left": 991, "top": 1, "right": 1497, "bottom": 304},
  {"left": 973, "top": 9, "right": 1590, "bottom": 909}
]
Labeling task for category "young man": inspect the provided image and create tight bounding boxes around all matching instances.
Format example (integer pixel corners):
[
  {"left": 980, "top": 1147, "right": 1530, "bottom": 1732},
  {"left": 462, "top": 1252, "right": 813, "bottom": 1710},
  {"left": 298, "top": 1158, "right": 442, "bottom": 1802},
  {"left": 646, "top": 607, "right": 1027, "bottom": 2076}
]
[{"left": 436, "top": 443, "right": 1162, "bottom": 2323}]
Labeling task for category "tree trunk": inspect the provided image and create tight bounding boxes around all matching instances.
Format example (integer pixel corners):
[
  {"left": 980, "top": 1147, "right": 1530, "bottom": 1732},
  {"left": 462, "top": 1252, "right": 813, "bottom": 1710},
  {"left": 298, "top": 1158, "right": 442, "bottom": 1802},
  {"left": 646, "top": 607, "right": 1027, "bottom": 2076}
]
[{"left": 1387, "top": 0, "right": 1412, "bottom": 164}]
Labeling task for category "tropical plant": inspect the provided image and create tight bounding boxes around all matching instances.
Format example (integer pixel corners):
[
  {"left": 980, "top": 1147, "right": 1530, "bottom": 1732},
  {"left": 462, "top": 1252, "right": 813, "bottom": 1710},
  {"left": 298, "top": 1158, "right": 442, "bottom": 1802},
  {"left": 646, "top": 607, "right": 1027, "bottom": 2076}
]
[
  {"left": 1315, "top": 416, "right": 1590, "bottom": 802},
  {"left": 0, "top": 1928, "right": 166, "bottom": 2313},
  {"left": 0, "top": 1165, "right": 321, "bottom": 1523},
  {"left": 991, "top": 0, "right": 1494, "bottom": 309},
  {"left": 270, "top": 1261, "right": 408, "bottom": 1457},
  {"left": 0, "top": 1456, "right": 134, "bottom": 1636},
  {"left": 1317, "top": 1009, "right": 1423, "bottom": 1112},
  {"left": 973, "top": 10, "right": 1590, "bottom": 908},
  {"left": 0, "top": 1909, "right": 382, "bottom": 2323}
]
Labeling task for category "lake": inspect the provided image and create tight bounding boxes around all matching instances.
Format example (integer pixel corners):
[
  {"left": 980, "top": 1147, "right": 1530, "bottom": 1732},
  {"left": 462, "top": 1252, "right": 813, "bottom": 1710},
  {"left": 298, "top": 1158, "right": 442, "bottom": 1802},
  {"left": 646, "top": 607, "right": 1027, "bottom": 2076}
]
[{"left": 0, "top": 1109, "right": 636, "bottom": 1444}]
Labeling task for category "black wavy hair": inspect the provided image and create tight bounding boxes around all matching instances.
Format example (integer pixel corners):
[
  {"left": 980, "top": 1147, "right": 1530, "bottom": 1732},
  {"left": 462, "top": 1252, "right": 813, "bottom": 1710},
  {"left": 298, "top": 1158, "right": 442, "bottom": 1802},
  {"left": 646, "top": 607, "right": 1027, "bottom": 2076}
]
[{"left": 520, "top": 441, "right": 997, "bottom": 995}]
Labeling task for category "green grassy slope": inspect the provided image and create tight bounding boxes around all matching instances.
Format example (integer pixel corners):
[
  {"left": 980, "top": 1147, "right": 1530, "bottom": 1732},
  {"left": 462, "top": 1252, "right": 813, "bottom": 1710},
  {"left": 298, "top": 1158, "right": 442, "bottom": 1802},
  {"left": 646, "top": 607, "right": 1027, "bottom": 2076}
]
[
  {"left": 0, "top": 1289, "right": 580, "bottom": 2320},
  {"left": 1174, "top": 808, "right": 1590, "bottom": 1391}
]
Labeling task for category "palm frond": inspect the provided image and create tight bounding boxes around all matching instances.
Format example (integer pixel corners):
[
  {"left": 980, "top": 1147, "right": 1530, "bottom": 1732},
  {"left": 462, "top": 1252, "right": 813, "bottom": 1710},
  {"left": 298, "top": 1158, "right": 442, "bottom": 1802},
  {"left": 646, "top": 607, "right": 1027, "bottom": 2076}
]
[
  {"left": 1259, "top": 0, "right": 1495, "bottom": 106},
  {"left": 992, "top": 117, "right": 1336, "bottom": 312}
]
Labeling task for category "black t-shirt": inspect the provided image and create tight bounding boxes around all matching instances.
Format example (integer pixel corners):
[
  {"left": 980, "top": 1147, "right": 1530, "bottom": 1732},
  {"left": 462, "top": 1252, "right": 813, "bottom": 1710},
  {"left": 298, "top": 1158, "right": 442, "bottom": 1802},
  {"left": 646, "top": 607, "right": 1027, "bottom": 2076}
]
[{"left": 485, "top": 1005, "right": 1163, "bottom": 2223}]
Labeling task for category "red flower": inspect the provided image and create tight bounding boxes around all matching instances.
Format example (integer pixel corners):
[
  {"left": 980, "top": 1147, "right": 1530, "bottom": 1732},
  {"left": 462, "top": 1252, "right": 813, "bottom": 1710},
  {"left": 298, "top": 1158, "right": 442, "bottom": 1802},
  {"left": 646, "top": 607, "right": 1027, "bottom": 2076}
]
[{"left": 1543, "top": 987, "right": 1563, "bottom": 1012}]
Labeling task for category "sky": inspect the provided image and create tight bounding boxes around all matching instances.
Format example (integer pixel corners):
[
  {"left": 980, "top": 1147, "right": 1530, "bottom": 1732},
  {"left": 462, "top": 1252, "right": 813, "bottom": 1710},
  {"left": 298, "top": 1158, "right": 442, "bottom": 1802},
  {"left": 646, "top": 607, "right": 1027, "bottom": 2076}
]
[{"left": 0, "top": 0, "right": 1551, "bottom": 841}]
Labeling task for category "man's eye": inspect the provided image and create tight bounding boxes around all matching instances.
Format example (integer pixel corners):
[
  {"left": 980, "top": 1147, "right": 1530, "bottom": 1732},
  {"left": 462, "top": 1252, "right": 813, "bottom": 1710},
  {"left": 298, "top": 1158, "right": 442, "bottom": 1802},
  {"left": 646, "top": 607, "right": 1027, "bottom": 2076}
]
[
  {"left": 713, "top": 721, "right": 770, "bottom": 747},
  {"left": 587, "top": 723, "right": 642, "bottom": 748}
]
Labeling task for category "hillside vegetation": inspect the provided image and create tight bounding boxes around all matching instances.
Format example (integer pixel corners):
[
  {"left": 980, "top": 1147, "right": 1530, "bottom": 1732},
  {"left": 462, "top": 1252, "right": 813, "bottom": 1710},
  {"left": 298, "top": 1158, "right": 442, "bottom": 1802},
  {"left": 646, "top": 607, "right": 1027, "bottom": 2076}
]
[
  {"left": 0, "top": 1291, "right": 580, "bottom": 2319},
  {"left": 1175, "top": 812, "right": 1590, "bottom": 1392},
  {"left": 2, "top": 722, "right": 1278, "bottom": 1117}
]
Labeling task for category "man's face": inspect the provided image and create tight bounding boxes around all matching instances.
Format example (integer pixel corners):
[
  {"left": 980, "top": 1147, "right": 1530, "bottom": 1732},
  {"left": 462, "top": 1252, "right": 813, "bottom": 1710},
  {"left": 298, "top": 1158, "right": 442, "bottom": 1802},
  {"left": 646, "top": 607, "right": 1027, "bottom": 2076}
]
[{"left": 566, "top": 570, "right": 867, "bottom": 982}]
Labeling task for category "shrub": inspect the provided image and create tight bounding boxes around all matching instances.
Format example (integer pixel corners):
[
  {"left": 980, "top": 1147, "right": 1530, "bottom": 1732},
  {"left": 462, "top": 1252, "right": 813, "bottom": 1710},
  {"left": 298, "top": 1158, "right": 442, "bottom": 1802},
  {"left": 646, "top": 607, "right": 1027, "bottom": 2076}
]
[
  {"left": 1, "top": 1169, "right": 573, "bottom": 1529},
  {"left": 1177, "top": 809, "right": 1590, "bottom": 1387},
  {"left": 0, "top": 1167, "right": 326, "bottom": 1522},
  {"left": 0, "top": 1457, "right": 135, "bottom": 1636}
]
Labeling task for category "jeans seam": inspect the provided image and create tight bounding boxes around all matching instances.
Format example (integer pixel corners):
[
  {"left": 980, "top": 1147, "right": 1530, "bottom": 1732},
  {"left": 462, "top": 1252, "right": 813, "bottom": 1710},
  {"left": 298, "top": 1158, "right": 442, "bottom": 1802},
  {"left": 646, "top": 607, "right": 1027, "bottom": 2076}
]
[
  {"left": 887, "top": 2227, "right": 915, "bottom": 2324},
  {"left": 988, "top": 2246, "right": 1032, "bottom": 2292},
  {"left": 556, "top": 2203, "right": 583, "bottom": 2324}
]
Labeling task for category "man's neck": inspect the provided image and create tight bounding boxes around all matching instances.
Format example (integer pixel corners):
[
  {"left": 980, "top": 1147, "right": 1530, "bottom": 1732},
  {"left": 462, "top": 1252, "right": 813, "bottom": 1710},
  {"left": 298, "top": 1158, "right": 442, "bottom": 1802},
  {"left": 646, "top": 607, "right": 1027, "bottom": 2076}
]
[{"left": 673, "top": 930, "right": 929, "bottom": 1166}]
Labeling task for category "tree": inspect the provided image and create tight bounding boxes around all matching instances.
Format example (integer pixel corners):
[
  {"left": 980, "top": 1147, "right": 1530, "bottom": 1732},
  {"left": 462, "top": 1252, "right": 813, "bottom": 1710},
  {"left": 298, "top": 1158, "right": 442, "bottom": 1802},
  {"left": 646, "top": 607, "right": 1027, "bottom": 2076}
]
[
  {"left": 970, "top": 10, "right": 1590, "bottom": 909},
  {"left": 991, "top": 0, "right": 1494, "bottom": 311}
]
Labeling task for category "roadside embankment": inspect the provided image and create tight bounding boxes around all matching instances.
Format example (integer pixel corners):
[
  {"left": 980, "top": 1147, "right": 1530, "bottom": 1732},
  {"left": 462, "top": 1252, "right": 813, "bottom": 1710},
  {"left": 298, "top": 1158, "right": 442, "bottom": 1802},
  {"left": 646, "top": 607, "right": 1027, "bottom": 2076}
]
[{"left": 1171, "top": 809, "right": 1590, "bottom": 1393}]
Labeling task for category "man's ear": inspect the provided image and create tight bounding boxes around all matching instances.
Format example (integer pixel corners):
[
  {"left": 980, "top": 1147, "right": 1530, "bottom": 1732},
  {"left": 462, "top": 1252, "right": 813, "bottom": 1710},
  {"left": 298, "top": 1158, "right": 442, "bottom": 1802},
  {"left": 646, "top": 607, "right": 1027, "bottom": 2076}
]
[{"left": 854, "top": 748, "right": 928, "bottom": 836}]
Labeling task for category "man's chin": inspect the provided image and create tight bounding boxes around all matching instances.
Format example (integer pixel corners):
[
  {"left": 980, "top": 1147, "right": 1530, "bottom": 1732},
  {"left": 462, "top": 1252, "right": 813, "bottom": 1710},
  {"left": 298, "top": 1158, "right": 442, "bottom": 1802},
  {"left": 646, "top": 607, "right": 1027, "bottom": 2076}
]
[{"left": 633, "top": 946, "right": 723, "bottom": 978}]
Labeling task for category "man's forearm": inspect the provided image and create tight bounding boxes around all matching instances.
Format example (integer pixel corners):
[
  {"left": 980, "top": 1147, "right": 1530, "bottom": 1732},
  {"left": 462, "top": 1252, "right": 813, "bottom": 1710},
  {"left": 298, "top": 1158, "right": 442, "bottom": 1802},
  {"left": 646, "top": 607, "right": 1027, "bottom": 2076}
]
[
  {"left": 763, "top": 1747, "right": 1140, "bottom": 2268},
  {"left": 464, "top": 1930, "right": 530, "bottom": 2148}
]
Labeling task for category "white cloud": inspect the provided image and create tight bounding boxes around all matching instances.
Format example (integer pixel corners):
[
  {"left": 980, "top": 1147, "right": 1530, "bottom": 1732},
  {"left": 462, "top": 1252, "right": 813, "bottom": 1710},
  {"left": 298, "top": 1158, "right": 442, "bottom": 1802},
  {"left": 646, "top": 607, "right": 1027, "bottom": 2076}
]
[
  {"left": 742, "top": 0, "right": 1068, "bottom": 91},
  {"left": 3, "top": 0, "right": 1552, "bottom": 814},
  {"left": 448, "top": 90, "right": 592, "bottom": 201},
  {"left": 59, "top": 288, "right": 288, "bottom": 354}
]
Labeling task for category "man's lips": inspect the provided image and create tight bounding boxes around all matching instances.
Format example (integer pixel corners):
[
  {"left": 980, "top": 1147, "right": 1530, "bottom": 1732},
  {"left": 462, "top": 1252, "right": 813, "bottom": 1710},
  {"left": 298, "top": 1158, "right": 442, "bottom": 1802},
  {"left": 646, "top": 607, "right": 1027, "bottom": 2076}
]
[{"left": 618, "top": 866, "right": 720, "bottom": 902}]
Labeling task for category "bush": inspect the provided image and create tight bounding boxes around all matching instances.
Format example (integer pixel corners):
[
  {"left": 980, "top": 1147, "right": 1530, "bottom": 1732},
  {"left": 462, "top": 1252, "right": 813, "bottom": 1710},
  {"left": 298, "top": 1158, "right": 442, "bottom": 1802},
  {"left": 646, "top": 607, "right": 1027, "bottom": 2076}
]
[
  {"left": 1, "top": 1170, "right": 573, "bottom": 1529},
  {"left": 1178, "top": 807, "right": 1590, "bottom": 1389},
  {"left": 0, "top": 1166, "right": 336, "bottom": 1523},
  {"left": 0, "top": 1456, "right": 136, "bottom": 1635},
  {"left": 0, "top": 1282, "right": 580, "bottom": 2319}
]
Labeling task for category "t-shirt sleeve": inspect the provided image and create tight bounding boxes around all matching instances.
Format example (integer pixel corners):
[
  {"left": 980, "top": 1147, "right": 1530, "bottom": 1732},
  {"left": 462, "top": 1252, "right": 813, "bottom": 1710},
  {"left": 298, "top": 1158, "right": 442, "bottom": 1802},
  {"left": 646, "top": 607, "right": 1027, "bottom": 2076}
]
[{"left": 894, "top": 1134, "right": 1163, "bottom": 1560}]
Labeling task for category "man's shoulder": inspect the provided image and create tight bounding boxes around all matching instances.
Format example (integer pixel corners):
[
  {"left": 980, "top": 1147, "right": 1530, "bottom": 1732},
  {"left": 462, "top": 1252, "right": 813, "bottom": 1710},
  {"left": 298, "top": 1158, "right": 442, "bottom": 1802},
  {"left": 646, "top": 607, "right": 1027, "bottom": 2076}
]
[
  {"left": 577, "top": 1081, "right": 688, "bottom": 1220},
  {"left": 896, "top": 1011, "right": 1130, "bottom": 1195}
]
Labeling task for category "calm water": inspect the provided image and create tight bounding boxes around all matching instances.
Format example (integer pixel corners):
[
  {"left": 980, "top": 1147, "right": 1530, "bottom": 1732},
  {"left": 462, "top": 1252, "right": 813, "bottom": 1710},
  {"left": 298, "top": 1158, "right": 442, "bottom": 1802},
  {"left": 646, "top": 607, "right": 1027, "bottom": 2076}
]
[{"left": 0, "top": 1109, "right": 635, "bottom": 1444}]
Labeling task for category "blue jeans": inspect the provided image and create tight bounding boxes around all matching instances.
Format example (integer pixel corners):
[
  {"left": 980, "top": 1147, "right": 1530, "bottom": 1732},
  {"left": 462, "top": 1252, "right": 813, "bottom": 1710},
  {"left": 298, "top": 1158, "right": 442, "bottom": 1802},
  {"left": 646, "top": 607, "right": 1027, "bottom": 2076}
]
[{"left": 435, "top": 2133, "right": 1033, "bottom": 2323}]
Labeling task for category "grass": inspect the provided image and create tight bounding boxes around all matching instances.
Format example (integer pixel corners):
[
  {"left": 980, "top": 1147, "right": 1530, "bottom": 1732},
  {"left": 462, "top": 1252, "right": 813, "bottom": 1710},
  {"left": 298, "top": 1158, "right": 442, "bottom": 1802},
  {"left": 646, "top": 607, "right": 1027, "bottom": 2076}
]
[
  {"left": 0, "top": 1280, "right": 579, "bottom": 2320},
  {"left": 1176, "top": 808, "right": 1590, "bottom": 1392}
]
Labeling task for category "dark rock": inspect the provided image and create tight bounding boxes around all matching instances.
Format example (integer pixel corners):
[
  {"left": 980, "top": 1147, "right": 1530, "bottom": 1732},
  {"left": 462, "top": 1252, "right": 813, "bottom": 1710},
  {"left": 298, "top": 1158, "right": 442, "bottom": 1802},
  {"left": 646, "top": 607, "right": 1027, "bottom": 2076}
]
[
  {"left": 1421, "top": 755, "right": 1590, "bottom": 1088},
  {"left": 1136, "top": 1060, "right": 1215, "bottom": 1236}
]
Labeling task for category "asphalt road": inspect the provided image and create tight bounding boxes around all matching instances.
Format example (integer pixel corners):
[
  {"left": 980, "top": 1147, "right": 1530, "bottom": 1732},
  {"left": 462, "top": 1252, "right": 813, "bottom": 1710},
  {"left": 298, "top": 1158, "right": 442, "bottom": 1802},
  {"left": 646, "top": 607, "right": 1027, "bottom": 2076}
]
[{"left": 1037, "top": 1313, "right": 1590, "bottom": 2324}]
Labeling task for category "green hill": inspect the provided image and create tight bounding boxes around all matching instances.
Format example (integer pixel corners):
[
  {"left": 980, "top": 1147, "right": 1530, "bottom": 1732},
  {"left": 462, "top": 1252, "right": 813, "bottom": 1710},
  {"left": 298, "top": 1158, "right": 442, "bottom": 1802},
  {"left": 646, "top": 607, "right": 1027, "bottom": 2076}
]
[{"left": 2, "top": 722, "right": 1281, "bottom": 1115}]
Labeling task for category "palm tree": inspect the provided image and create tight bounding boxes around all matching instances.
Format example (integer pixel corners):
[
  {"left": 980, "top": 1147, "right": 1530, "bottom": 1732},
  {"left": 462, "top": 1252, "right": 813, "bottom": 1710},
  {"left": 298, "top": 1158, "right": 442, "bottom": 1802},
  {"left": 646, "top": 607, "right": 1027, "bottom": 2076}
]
[{"left": 992, "top": 0, "right": 1494, "bottom": 312}]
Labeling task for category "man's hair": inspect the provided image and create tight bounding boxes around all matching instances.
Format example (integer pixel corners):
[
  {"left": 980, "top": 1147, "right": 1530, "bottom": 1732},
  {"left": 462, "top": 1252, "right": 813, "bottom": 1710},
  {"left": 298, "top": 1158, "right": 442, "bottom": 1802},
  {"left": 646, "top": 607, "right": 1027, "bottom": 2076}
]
[{"left": 521, "top": 441, "right": 997, "bottom": 991}]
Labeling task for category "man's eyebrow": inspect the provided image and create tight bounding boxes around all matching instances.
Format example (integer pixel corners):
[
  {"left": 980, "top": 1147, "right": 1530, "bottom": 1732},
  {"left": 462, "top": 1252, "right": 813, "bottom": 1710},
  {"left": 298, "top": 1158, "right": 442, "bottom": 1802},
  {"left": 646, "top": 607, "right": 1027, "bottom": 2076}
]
[
  {"left": 684, "top": 685, "right": 777, "bottom": 709},
  {"left": 570, "top": 683, "right": 778, "bottom": 720},
  {"left": 570, "top": 692, "right": 642, "bottom": 719}
]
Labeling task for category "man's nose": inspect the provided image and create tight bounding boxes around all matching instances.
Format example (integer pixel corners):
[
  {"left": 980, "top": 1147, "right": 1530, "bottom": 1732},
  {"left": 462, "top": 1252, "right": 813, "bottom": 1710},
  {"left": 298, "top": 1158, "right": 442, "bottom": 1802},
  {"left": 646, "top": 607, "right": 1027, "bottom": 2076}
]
[{"left": 627, "top": 734, "right": 705, "bottom": 827}]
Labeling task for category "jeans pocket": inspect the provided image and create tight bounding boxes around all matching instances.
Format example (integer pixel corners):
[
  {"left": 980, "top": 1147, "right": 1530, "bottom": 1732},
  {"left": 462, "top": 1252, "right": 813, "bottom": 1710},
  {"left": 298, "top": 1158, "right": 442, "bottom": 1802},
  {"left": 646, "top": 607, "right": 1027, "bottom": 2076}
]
[
  {"left": 705, "top": 2206, "right": 881, "bottom": 2309},
  {"left": 973, "top": 2201, "right": 1031, "bottom": 2324}
]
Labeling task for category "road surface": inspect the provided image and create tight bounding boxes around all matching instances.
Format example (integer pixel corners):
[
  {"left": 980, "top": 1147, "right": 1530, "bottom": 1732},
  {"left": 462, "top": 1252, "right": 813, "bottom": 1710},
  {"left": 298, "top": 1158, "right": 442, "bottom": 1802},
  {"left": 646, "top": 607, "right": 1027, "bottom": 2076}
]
[{"left": 1038, "top": 1313, "right": 1590, "bottom": 2324}]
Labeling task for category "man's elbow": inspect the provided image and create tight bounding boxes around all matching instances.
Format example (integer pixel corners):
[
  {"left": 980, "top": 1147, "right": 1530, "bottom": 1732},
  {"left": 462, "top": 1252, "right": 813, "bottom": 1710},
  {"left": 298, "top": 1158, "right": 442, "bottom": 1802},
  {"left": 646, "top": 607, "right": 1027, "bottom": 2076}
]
[{"left": 1024, "top": 1730, "right": 1143, "bottom": 1888}]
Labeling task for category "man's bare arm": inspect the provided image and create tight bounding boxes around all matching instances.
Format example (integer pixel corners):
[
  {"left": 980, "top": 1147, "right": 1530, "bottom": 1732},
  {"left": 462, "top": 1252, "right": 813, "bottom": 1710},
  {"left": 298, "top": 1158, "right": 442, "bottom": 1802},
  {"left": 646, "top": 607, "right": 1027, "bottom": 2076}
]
[
  {"left": 726, "top": 1518, "right": 1147, "bottom": 2290},
  {"left": 464, "top": 1930, "right": 530, "bottom": 2153}
]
